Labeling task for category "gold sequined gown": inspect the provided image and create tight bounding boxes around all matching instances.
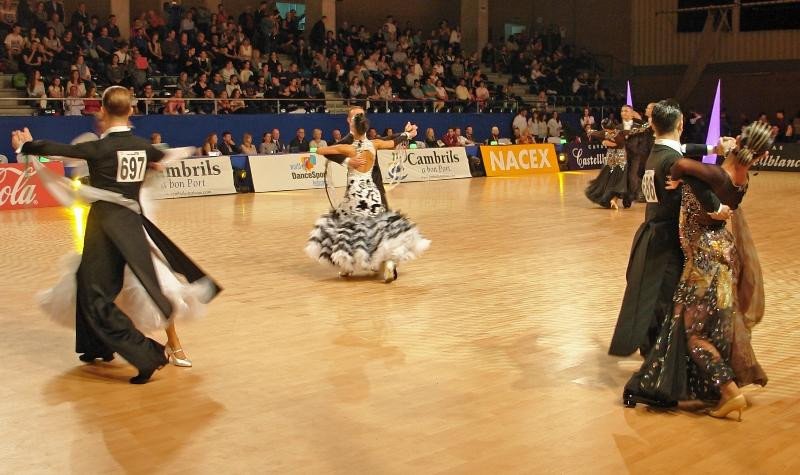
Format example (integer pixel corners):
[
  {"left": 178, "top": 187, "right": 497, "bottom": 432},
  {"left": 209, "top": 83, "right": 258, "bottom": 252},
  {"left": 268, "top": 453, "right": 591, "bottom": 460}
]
[{"left": 624, "top": 165, "right": 767, "bottom": 405}]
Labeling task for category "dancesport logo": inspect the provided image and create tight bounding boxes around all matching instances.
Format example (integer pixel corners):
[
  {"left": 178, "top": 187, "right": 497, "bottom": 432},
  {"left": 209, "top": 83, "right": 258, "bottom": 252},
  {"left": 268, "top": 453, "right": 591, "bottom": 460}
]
[
  {"left": 0, "top": 162, "right": 63, "bottom": 211},
  {"left": 300, "top": 154, "right": 316, "bottom": 171}
]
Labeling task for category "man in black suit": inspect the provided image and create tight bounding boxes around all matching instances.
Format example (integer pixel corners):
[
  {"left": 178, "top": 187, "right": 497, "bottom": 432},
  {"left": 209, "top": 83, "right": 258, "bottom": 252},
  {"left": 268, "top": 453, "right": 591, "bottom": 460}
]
[
  {"left": 12, "top": 87, "right": 220, "bottom": 384},
  {"left": 270, "top": 128, "right": 287, "bottom": 154},
  {"left": 610, "top": 99, "right": 728, "bottom": 364},
  {"left": 217, "top": 131, "right": 240, "bottom": 155},
  {"left": 289, "top": 128, "right": 310, "bottom": 152},
  {"left": 321, "top": 106, "right": 413, "bottom": 208}
]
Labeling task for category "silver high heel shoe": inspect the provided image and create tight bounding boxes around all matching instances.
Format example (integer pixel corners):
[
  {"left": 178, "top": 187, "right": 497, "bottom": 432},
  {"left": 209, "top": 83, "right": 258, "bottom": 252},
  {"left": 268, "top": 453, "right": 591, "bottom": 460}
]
[
  {"left": 382, "top": 260, "right": 398, "bottom": 283},
  {"left": 167, "top": 346, "right": 193, "bottom": 367}
]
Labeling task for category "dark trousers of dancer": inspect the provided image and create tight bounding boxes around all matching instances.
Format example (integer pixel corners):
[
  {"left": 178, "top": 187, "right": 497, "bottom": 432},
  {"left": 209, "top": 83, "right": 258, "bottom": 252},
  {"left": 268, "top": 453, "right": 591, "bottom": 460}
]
[{"left": 75, "top": 202, "right": 170, "bottom": 372}]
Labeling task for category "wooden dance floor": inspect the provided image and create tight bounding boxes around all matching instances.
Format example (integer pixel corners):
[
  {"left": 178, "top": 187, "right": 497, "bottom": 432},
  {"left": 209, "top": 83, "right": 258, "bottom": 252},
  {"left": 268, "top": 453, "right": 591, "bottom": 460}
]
[{"left": 1, "top": 171, "right": 799, "bottom": 474}]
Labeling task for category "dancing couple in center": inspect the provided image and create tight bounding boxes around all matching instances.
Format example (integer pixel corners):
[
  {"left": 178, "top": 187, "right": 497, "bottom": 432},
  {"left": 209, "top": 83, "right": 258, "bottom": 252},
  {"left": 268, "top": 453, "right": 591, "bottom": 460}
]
[{"left": 305, "top": 108, "right": 430, "bottom": 282}]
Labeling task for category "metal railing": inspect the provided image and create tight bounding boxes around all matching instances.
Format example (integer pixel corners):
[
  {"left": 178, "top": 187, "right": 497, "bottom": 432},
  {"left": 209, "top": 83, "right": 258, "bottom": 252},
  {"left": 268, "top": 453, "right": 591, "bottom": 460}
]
[
  {"left": 0, "top": 96, "right": 530, "bottom": 115},
  {"left": 1, "top": 96, "right": 628, "bottom": 119}
]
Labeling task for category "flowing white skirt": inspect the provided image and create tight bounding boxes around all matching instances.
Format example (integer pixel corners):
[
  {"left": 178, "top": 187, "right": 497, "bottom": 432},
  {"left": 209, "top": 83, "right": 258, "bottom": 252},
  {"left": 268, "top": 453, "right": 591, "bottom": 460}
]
[{"left": 37, "top": 250, "right": 211, "bottom": 334}]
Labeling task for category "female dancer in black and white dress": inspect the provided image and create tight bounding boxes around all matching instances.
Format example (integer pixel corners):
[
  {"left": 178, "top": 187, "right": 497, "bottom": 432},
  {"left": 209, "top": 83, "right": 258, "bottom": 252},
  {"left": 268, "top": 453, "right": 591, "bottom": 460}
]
[{"left": 305, "top": 113, "right": 430, "bottom": 282}]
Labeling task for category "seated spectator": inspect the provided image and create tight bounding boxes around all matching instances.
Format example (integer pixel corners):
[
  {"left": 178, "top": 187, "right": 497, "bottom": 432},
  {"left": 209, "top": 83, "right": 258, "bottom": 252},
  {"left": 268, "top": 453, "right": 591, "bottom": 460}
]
[
  {"left": 226, "top": 75, "right": 242, "bottom": 97},
  {"left": 163, "top": 89, "right": 187, "bottom": 115},
  {"left": 330, "top": 129, "right": 342, "bottom": 144},
  {"left": 23, "top": 41, "right": 47, "bottom": 74},
  {"left": 47, "top": 76, "right": 64, "bottom": 113},
  {"left": 82, "top": 86, "right": 101, "bottom": 115},
  {"left": 378, "top": 79, "right": 393, "bottom": 102},
  {"left": 423, "top": 128, "right": 439, "bottom": 148},
  {"left": 42, "top": 26, "right": 62, "bottom": 58},
  {"left": 455, "top": 79, "right": 473, "bottom": 105},
  {"left": 4, "top": 24, "right": 24, "bottom": 60},
  {"left": 220, "top": 60, "right": 238, "bottom": 83},
  {"left": 105, "top": 54, "right": 126, "bottom": 85},
  {"left": 217, "top": 131, "right": 240, "bottom": 155},
  {"left": 195, "top": 88, "right": 217, "bottom": 114},
  {"left": 462, "top": 126, "right": 476, "bottom": 145},
  {"left": 148, "top": 31, "right": 164, "bottom": 68},
  {"left": 579, "top": 107, "right": 596, "bottom": 130},
  {"left": 433, "top": 79, "right": 448, "bottom": 112},
  {"left": 529, "top": 111, "right": 548, "bottom": 143},
  {"left": 309, "top": 129, "right": 328, "bottom": 149},
  {"left": 547, "top": 111, "right": 563, "bottom": 142},
  {"left": 151, "top": 132, "right": 162, "bottom": 145},
  {"left": 137, "top": 83, "right": 160, "bottom": 114},
  {"left": 289, "top": 128, "right": 309, "bottom": 152},
  {"left": 410, "top": 79, "right": 425, "bottom": 102},
  {"left": 64, "top": 85, "right": 84, "bottom": 115},
  {"left": 442, "top": 127, "right": 459, "bottom": 147},
  {"left": 229, "top": 89, "right": 246, "bottom": 113},
  {"left": 65, "top": 69, "right": 85, "bottom": 97},
  {"left": 26, "top": 70, "right": 47, "bottom": 111},
  {"left": 130, "top": 48, "right": 150, "bottom": 88},
  {"left": 474, "top": 81, "right": 490, "bottom": 109},
  {"left": 240, "top": 132, "right": 257, "bottom": 155},
  {"left": 95, "top": 26, "right": 114, "bottom": 61},
  {"left": 271, "top": 128, "right": 287, "bottom": 153},
  {"left": 201, "top": 133, "right": 220, "bottom": 156},
  {"left": 216, "top": 90, "right": 232, "bottom": 114},
  {"left": 485, "top": 126, "right": 507, "bottom": 145},
  {"left": 259, "top": 132, "right": 278, "bottom": 154},
  {"left": 71, "top": 55, "right": 92, "bottom": 82}
]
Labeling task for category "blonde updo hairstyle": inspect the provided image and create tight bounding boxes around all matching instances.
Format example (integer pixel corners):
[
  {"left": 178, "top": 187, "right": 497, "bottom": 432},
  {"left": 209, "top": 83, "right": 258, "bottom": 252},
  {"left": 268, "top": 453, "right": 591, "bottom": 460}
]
[{"left": 733, "top": 121, "right": 773, "bottom": 166}]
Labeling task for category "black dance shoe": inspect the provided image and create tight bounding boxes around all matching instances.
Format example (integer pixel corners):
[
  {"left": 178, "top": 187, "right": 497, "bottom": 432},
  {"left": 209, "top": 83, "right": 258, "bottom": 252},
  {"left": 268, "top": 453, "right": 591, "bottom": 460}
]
[
  {"left": 129, "top": 350, "right": 169, "bottom": 385},
  {"left": 622, "top": 390, "right": 677, "bottom": 409},
  {"left": 79, "top": 352, "right": 115, "bottom": 363},
  {"left": 622, "top": 198, "right": 632, "bottom": 208}
]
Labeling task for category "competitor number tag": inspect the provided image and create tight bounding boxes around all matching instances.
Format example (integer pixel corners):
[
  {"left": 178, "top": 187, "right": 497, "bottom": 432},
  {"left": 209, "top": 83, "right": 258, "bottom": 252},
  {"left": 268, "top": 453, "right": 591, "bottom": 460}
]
[
  {"left": 116, "top": 150, "right": 147, "bottom": 182},
  {"left": 642, "top": 169, "right": 658, "bottom": 203}
]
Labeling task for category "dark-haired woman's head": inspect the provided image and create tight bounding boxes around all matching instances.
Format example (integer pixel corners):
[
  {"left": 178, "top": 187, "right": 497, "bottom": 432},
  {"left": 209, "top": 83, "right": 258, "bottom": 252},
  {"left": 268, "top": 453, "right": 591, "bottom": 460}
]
[
  {"left": 353, "top": 113, "right": 369, "bottom": 136},
  {"left": 651, "top": 99, "right": 683, "bottom": 136}
]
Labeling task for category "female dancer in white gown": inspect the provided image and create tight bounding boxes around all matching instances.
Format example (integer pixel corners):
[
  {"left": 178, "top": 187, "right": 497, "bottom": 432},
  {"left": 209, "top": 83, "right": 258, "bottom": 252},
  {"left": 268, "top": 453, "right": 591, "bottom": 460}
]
[{"left": 305, "top": 113, "right": 430, "bottom": 282}]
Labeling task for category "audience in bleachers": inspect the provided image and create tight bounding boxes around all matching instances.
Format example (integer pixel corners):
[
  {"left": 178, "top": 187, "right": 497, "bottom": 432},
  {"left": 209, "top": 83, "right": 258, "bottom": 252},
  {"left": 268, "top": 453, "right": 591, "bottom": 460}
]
[{"left": 3, "top": 0, "right": 621, "bottom": 118}]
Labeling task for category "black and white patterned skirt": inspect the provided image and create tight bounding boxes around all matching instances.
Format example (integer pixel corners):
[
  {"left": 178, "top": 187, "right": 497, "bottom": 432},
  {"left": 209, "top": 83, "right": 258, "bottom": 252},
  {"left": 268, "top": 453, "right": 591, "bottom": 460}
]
[{"left": 305, "top": 210, "right": 430, "bottom": 274}]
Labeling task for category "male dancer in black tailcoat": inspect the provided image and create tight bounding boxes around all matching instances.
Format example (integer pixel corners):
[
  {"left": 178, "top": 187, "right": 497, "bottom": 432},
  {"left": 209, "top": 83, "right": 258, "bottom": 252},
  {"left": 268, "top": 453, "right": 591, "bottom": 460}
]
[{"left": 12, "top": 86, "right": 221, "bottom": 384}]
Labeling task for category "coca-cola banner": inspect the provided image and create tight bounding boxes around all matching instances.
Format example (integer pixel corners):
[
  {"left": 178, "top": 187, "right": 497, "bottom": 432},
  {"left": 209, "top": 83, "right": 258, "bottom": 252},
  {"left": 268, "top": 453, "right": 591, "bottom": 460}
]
[
  {"left": 566, "top": 143, "right": 607, "bottom": 171},
  {"left": 758, "top": 143, "right": 800, "bottom": 172},
  {"left": 0, "top": 162, "right": 65, "bottom": 211}
]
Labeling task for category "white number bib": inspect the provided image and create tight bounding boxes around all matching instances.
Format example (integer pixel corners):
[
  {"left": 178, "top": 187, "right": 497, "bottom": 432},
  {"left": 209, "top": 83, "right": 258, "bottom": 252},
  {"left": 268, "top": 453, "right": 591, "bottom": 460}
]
[
  {"left": 116, "top": 151, "right": 147, "bottom": 183},
  {"left": 642, "top": 169, "right": 658, "bottom": 203}
]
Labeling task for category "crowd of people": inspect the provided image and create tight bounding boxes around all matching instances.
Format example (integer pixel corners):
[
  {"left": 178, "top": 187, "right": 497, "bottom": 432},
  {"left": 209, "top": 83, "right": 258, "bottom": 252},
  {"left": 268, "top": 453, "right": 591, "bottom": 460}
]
[
  {"left": 3, "top": 0, "right": 618, "bottom": 116},
  {"left": 160, "top": 123, "right": 502, "bottom": 157}
]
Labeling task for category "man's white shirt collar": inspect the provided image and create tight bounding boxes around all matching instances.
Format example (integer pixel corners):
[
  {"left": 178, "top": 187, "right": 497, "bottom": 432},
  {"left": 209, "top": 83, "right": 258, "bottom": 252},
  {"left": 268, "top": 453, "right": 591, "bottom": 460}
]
[
  {"left": 654, "top": 138, "right": 683, "bottom": 154},
  {"left": 101, "top": 125, "right": 132, "bottom": 139}
]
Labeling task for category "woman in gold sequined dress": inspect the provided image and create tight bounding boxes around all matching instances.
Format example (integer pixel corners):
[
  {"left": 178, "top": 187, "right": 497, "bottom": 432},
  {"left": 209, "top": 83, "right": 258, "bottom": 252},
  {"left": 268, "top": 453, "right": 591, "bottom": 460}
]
[{"left": 623, "top": 122, "right": 771, "bottom": 420}]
